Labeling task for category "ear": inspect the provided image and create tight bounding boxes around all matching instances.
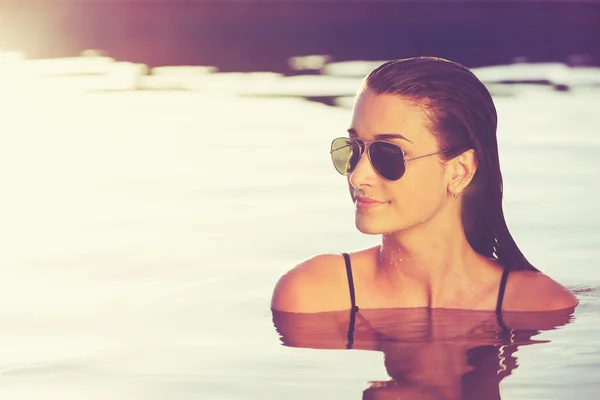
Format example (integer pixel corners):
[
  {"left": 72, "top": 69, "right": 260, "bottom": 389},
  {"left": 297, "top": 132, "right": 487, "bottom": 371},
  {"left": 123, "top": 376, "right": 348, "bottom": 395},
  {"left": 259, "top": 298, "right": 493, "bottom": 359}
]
[{"left": 447, "top": 149, "right": 478, "bottom": 197}]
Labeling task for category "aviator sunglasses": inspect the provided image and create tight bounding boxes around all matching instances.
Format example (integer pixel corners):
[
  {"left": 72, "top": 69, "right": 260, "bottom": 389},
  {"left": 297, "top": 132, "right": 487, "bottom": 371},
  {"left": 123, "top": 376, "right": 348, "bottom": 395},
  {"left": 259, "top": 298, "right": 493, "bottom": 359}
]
[{"left": 330, "top": 137, "right": 456, "bottom": 181}]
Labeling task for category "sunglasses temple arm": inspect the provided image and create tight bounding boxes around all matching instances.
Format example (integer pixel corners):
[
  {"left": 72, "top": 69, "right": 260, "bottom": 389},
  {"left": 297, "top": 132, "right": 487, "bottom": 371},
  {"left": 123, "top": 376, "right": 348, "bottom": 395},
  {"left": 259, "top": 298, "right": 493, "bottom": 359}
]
[{"left": 405, "top": 149, "right": 450, "bottom": 162}]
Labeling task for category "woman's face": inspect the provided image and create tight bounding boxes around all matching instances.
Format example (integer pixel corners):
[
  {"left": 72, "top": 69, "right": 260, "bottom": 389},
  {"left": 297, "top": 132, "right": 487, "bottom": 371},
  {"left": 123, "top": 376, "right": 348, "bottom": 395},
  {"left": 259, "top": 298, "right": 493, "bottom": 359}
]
[{"left": 348, "top": 89, "right": 451, "bottom": 235}]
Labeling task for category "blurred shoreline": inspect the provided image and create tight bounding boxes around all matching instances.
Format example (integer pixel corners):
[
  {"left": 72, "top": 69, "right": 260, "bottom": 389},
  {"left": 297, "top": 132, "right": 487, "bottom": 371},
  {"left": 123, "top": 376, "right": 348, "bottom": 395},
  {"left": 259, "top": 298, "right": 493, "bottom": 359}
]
[
  {"left": 2, "top": 50, "right": 599, "bottom": 105},
  {"left": 1, "top": 1, "right": 599, "bottom": 73}
]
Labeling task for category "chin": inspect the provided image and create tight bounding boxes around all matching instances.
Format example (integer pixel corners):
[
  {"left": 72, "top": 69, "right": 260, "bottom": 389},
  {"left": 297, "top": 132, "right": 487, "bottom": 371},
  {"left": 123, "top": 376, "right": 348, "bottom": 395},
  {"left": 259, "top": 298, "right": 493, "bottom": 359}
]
[
  {"left": 355, "top": 215, "right": 395, "bottom": 235},
  {"left": 355, "top": 224, "right": 384, "bottom": 235},
  {"left": 355, "top": 213, "right": 416, "bottom": 235}
]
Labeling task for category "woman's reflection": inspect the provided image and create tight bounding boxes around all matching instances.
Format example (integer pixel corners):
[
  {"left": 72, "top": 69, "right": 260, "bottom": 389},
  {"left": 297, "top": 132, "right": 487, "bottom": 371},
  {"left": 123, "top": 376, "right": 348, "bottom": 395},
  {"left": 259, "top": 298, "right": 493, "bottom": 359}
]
[{"left": 273, "top": 307, "right": 574, "bottom": 400}]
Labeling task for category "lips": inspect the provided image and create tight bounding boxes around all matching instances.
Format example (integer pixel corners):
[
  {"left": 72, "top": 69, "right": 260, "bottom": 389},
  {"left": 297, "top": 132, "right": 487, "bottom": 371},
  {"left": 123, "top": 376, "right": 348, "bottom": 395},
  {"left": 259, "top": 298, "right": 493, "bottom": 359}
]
[{"left": 355, "top": 196, "right": 387, "bottom": 210}]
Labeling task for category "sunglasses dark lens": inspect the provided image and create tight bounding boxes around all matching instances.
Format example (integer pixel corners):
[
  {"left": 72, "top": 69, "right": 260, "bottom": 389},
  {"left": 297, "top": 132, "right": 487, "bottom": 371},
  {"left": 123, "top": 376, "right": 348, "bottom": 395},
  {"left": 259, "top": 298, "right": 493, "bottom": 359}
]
[
  {"left": 369, "top": 141, "right": 406, "bottom": 180},
  {"left": 331, "top": 138, "right": 360, "bottom": 175}
]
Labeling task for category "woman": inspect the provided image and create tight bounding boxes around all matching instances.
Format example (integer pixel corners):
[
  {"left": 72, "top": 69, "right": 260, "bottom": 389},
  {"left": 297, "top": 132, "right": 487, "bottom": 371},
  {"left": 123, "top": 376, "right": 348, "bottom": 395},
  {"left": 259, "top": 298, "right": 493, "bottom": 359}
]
[{"left": 271, "top": 56, "right": 578, "bottom": 315}]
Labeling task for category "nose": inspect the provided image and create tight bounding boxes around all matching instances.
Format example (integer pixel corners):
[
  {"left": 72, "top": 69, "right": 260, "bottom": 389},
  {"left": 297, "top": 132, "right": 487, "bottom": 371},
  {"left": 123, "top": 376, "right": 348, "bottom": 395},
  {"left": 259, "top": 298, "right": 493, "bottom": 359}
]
[{"left": 348, "top": 147, "right": 378, "bottom": 188}]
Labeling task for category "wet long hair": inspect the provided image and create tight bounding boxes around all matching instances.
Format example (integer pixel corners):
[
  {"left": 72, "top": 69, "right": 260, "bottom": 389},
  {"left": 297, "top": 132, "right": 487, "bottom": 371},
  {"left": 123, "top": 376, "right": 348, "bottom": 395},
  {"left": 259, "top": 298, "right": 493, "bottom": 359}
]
[{"left": 364, "top": 56, "right": 537, "bottom": 272}]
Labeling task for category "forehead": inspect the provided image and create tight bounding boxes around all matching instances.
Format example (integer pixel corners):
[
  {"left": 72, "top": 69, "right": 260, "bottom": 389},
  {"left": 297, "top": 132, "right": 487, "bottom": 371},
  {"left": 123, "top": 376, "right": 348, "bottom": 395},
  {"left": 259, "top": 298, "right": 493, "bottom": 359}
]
[{"left": 350, "top": 90, "right": 435, "bottom": 144}]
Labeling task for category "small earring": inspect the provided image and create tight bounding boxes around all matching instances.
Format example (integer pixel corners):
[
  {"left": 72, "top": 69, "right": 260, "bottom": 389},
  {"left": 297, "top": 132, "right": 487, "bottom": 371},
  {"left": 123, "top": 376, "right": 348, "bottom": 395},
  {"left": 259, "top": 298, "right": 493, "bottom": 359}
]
[{"left": 453, "top": 192, "right": 459, "bottom": 198}]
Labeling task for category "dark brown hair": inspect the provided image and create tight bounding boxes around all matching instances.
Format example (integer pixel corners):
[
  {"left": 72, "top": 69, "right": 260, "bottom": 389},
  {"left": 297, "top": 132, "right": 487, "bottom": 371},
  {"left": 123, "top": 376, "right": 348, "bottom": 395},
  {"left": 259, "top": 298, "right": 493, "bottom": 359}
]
[{"left": 364, "top": 56, "right": 537, "bottom": 272}]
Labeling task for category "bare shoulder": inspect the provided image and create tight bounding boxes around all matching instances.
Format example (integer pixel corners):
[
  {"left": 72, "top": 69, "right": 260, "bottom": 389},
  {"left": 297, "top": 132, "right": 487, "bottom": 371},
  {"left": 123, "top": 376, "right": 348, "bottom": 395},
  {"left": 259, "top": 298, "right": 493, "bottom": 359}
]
[
  {"left": 271, "top": 253, "right": 352, "bottom": 313},
  {"left": 505, "top": 269, "right": 579, "bottom": 312}
]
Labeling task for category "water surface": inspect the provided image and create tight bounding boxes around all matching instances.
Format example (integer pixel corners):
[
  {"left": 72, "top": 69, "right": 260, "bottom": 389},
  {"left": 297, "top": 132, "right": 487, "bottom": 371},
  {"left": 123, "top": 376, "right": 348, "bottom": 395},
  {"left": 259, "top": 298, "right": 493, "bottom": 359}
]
[{"left": 1, "top": 59, "right": 599, "bottom": 399}]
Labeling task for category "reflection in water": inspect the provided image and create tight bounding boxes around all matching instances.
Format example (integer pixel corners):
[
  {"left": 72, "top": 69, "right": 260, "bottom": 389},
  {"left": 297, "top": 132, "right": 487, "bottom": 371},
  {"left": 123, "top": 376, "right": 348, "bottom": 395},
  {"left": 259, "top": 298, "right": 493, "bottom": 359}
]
[{"left": 272, "top": 307, "right": 574, "bottom": 400}]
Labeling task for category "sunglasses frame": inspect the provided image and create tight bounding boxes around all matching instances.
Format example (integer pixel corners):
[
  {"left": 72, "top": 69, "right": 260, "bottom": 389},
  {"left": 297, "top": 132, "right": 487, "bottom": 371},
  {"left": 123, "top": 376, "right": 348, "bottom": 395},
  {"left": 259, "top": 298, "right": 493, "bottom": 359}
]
[{"left": 330, "top": 137, "right": 455, "bottom": 181}]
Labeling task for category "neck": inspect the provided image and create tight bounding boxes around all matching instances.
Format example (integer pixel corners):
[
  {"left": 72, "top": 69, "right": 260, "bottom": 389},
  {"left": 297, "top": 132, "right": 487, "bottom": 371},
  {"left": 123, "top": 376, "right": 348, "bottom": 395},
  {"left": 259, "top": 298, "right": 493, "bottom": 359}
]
[{"left": 377, "top": 214, "right": 482, "bottom": 304}]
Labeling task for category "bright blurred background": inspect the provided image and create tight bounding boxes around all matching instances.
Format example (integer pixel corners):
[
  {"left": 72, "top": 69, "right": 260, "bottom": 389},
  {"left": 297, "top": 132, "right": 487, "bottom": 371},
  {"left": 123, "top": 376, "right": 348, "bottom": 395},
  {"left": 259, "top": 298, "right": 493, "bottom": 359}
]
[{"left": 1, "top": 1, "right": 600, "bottom": 399}]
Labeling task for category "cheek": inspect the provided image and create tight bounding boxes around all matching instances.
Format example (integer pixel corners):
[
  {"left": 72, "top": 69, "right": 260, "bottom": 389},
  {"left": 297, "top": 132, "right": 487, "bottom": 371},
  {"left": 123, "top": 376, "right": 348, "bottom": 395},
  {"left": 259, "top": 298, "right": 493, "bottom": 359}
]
[{"left": 389, "top": 168, "right": 446, "bottom": 212}]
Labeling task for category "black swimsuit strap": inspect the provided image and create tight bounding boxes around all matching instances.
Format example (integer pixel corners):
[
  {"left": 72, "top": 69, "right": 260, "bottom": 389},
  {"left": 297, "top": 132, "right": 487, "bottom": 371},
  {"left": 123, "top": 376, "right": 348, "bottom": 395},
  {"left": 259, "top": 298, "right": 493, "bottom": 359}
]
[
  {"left": 342, "top": 253, "right": 359, "bottom": 349},
  {"left": 343, "top": 253, "right": 358, "bottom": 311},
  {"left": 496, "top": 265, "right": 511, "bottom": 334}
]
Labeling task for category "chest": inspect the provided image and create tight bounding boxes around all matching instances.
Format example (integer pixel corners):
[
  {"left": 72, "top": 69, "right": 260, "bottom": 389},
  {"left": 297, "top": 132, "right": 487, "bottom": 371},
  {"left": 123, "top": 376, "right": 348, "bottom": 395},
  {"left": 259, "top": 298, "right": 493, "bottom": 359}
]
[{"left": 352, "top": 277, "right": 501, "bottom": 311}]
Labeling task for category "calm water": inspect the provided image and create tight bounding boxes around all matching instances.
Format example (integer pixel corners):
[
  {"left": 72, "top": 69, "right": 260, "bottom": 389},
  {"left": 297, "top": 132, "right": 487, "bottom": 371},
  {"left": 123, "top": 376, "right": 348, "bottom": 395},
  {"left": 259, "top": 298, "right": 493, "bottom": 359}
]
[{"left": 1, "top": 56, "right": 600, "bottom": 399}]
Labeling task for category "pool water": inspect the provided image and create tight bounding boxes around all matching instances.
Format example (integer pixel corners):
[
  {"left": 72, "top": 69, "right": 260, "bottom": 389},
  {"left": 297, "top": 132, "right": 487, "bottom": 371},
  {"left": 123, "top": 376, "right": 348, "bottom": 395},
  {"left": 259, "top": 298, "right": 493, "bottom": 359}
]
[{"left": 1, "top": 59, "right": 599, "bottom": 399}]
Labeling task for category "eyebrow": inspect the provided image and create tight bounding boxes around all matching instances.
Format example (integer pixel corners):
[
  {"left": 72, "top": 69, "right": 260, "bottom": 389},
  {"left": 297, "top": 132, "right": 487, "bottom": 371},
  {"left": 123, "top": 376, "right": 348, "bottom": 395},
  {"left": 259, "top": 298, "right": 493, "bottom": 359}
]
[{"left": 347, "top": 128, "right": 413, "bottom": 143}]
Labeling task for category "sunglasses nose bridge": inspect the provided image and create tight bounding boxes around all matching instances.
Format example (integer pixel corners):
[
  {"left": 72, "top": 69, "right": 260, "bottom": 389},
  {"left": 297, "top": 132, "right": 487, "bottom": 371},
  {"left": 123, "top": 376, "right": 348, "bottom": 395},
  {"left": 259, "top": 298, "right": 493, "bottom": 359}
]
[
  {"left": 349, "top": 140, "right": 369, "bottom": 172},
  {"left": 355, "top": 140, "right": 367, "bottom": 157},
  {"left": 348, "top": 141, "right": 381, "bottom": 183},
  {"left": 346, "top": 139, "right": 367, "bottom": 172}
]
